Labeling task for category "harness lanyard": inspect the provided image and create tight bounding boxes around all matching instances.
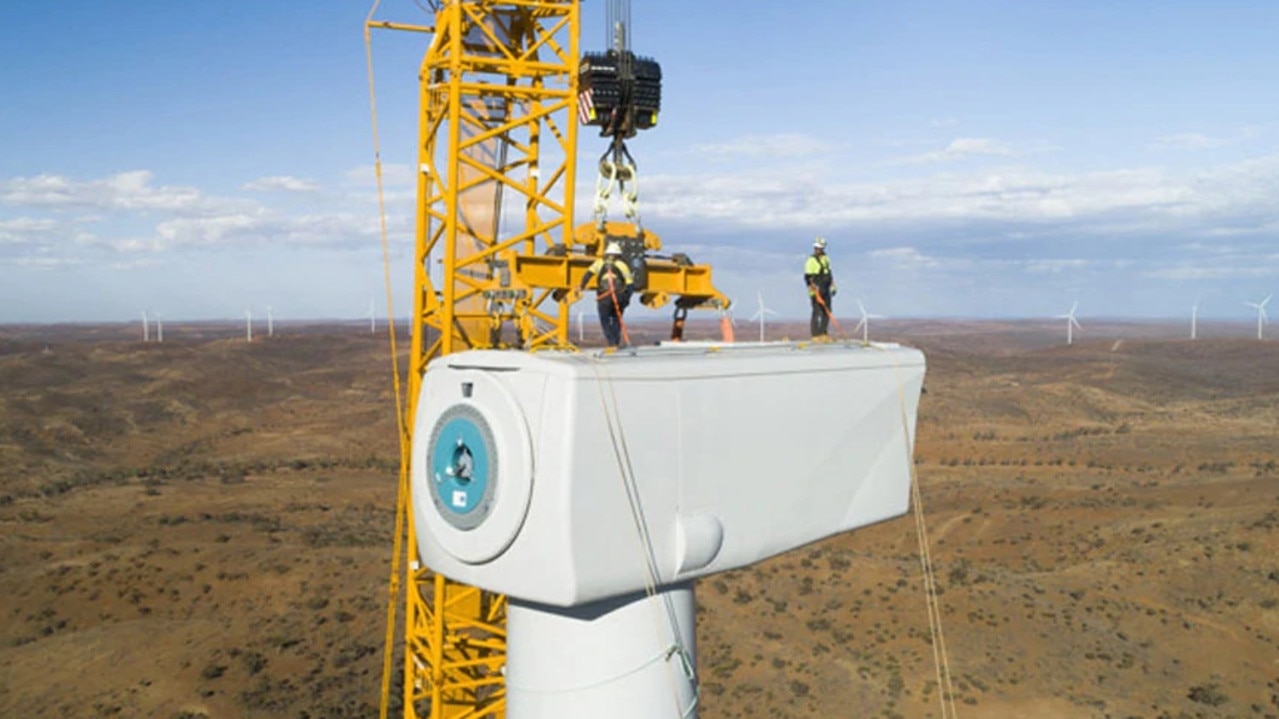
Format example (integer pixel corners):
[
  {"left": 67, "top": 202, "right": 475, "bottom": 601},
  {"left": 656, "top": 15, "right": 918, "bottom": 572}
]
[{"left": 601, "top": 261, "right": 626, "bottom": 296}]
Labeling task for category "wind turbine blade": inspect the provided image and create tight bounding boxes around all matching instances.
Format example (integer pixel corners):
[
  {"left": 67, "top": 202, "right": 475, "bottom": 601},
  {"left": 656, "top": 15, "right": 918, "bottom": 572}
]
[
  {"left": 1070, "top": 300, "right": 1078, "bottom": 314},
  {"left": 750, "top": 310, "right": 763, "bottom": 321},
  {"left": 1262, "top": 295, "right": 1273, "bottom": 308},
  {"left": 854, "top": 317, "right": 866, "bottom": 333},
  {"left": 1071, "top": 316, "right": 1082, "bottom": 330}
]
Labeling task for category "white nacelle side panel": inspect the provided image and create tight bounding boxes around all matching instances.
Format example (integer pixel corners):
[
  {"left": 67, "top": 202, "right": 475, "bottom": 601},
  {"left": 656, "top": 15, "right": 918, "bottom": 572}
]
[{"left": 410, "top": 342, "right": 925, "bottom": 607}]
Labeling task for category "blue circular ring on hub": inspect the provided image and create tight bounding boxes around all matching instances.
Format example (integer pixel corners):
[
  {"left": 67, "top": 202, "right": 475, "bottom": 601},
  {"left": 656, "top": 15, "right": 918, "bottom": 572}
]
[{"left": 427, "top": 405, "right": 497, "bottom": 530}]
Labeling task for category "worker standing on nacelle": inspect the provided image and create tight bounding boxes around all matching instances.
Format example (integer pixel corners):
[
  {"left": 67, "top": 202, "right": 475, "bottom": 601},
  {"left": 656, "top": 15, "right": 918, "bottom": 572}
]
[
  {"left": 805, "top": 236, "right": 837, "bottom": 339},
  {"left": 578, "top": 241, "right": 635, "bottom": 347}
]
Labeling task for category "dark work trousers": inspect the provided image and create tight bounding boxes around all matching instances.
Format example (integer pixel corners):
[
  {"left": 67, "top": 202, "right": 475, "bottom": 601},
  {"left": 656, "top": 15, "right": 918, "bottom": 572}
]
[
  {"left": 597, "top": 292, "right": 628, "bottom": 346},
  {"left": 810, "top": 289, "right": 832, "bottom": 338}
]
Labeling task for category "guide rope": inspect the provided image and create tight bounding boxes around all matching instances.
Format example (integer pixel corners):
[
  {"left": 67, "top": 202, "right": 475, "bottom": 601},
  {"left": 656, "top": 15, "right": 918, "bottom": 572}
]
[
  {"left": 363, "top": 4, "right": 413, "bottom": 716},
  {"left": 588, "top": 358, "right": 700, "bottom": 718},
  {"left": 875, "top": 343, "right": 960, "bottom": 719}
]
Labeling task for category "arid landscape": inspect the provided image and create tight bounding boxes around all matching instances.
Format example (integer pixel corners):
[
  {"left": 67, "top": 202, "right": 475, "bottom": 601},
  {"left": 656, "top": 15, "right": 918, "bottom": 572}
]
[{"left": 2, "top": 319, "right": 1277, "bottom": 718}]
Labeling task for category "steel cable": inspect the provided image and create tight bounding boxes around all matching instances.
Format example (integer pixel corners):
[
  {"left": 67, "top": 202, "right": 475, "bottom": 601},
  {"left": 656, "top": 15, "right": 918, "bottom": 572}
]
[{"left": 589, "top": 357, "right": 700, "bottom": 717}]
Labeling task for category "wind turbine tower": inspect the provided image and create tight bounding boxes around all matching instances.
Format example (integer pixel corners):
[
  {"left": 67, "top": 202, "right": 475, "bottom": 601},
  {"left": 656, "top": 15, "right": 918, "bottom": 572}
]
[
  {"left": 854, "top": 299, "right": 885, "bottom": 345},
  {"left": 749, "top": 291, "right": 778, "bottom": 342},
  {"left": 575, "top": 309, "right": 585, "bottom": 343},
  {"left": 1057, "top": 301, "right": 1082, "bottom": 346},
  {"left": 245, "top": 310, "right": 253, "bottom": 343},
  {"left": 1244, "top": 295, "right": 1271, "bottom": 340},
  {"left": 369, "top": 296, "right": 376, "bottom": 335},
  {"left": 1191, "top": 300, "right": 1199, "bottom": 340},
  {"left": 156, "top": 313, "right": 163, "bottom": 343},
  {"left": 267, "top": 306, "right": 275, "bottom": 338},
  {"left": 141, "top": 310, "right": 150, "bottom": 342}
]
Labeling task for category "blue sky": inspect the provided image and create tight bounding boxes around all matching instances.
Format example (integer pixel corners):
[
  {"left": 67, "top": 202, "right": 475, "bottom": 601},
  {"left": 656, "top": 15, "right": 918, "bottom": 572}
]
[{"left": 2, "top": 0, "right": 1277, "bottom": 323}]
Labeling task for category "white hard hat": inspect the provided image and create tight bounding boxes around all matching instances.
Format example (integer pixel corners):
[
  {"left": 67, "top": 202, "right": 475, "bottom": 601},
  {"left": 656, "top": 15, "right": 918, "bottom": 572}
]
[
  {"left": 813, "top": 236, "right": 827, "bottom": 250},
  {"left": 605, "top": 241, "right": 622, "bottom": 255}
]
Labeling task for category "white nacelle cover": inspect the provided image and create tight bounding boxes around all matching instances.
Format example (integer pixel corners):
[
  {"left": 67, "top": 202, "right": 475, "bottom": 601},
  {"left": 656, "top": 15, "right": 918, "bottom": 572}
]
[{"left": 411, "top": 341, "right": 925, "bottom": 607}]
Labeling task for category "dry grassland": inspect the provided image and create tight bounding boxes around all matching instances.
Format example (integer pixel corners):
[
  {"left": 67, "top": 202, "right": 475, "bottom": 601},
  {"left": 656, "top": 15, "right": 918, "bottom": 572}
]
[{"left": 1, "top": 321, "right": 1276, "bottom": 718}]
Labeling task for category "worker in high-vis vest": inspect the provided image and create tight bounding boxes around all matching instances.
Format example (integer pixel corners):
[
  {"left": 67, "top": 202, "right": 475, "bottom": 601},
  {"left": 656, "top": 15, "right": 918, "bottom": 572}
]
[
  {"left": 804, "top": 236, "right": 837, "bottom": 338},
  {"left": 579, "top": 241, "right": 635, "bottom": 347}
]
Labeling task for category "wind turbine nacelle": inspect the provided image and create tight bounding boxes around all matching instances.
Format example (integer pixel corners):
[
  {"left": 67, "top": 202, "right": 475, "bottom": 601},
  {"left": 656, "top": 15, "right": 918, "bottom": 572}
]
[{"left": 410, "top": 343, "right": 925, "bottom": 607}]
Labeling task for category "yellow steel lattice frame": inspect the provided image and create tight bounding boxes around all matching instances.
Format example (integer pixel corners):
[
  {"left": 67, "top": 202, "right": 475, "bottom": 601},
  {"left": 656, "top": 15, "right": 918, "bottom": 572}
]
[
  {"left": 416, "top": 1, "right": 580, "bottom": 363},
  {"left": 381, "top": 2, "right": 580, "bottom": 718}
]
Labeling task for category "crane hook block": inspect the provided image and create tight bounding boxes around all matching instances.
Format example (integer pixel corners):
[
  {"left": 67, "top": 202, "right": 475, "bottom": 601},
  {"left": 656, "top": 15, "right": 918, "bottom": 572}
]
[{"left": 579, "top": 50, "right": 661, "bottom": 138}]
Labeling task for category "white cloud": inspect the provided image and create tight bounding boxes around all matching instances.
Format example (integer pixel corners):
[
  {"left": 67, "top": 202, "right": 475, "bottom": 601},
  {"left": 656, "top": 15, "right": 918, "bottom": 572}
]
[
  {"left": 0, "top": 167, "right": 422, "bottom": 267},
  {"left": 1022, "top": 259, "right": 1092, "bottom": 274},
  {"left": 691, "top": 133, "right": 832, "bottom": 160},
  {"left": 1152, "top": 132, "right": 1229, "bottom": 150},
  {"left": 99, "top": 237, "right": 168, "bottom": 253},
  {"left": 899, "top": 137, "right": 1012, "bottom": 164},
  {"left": 11, "top": 255, "right": 84, "bottom": 269},
  {"left": 1140, "top": 238, "right": 1279, "bottom": 280},
  {"left": 1143, "top": 264, "right": 1278, "bottom": 280},
  {"left": 109, "top": 257, "right": 166, "bottom": 270},
  {"left": 344, "top": 163, "right": 415, "bottom": 188},
  {"left": 0, "top": 170, "right": 223, "bottom": 212},
  {"left": 868, "top": 246, "right": 941, "bottom": 270},
  {"left": 0, "top": 216, "right": 62, "bottom": 260},
  {"left": 1151, "top": 125, "right": 1271, "bottom": 152},
  {"left": 155, "top": 212, "right": 265, "bottom": 247},
  {"left": 641, "top": 153, "right": 1279, "bottom": 236},
  {"left": 0, "top": 217, "right": 58, "bottom": 234},
  {"left": 860, "top": 250, "right": 1116, "bottom": 279},
  {"left": 243, "top": 175, "right": 320, "bottom": 192},
  {"left": 5, "top": 151, "right": 1276, "bottom": 313},
  {"left": 149, "top": 210, "right": 396, "bottom": 251}
]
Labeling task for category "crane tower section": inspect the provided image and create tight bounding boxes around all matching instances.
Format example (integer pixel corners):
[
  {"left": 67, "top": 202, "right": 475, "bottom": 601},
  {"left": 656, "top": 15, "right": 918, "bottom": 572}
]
[
  {"left": 412, "top": 0, "right": 582, "bottom": 361},
  {"left": 396, "top": 3, "right": 581, "bottom": 718},
  {"left": 369, "top": 1, "right": 732, "bottom": 716}
]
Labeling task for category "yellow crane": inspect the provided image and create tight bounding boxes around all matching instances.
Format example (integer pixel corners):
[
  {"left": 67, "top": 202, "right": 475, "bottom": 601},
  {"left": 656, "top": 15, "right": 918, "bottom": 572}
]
[{"left": 365, "top": 2, "right": 730, "bottom": 716}]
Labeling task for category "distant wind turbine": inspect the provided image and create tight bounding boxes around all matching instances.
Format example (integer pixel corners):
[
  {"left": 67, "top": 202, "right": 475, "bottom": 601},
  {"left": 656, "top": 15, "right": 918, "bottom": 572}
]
[
  {"left": 1191, "top": 299, "right": 1199, "bottom": 341},
  {"left": 1056, "top": 301, "right": 1081, "bottom": 346},
  {"left": 141, "top": 310, "right": 150, "bottom": 342},
  {"left": 749, "top": 291, "right": 778, "bottom": 342},
  {"left": 576, "top": 309, "right": 585, "bottom": 343},
  {"left": 155, "top": 313, "right": 163, "bottom": 343},
  {"left": 854, "top": 299, "right": 885, "bottom": 344},
  {"left": 1244, "top": 295, "right": 1271, "bottom": 340},
  {"left": 245, "top": 309, "right": 253, "bottom": 343},
  {"left": 267, "top": 306, "right": 275, "bottom": 338}
]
